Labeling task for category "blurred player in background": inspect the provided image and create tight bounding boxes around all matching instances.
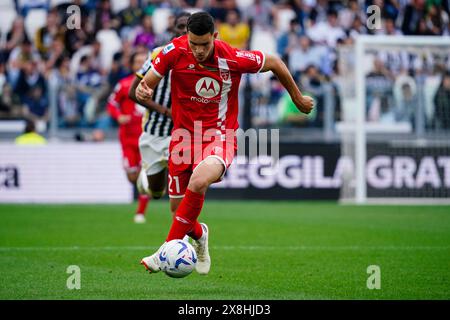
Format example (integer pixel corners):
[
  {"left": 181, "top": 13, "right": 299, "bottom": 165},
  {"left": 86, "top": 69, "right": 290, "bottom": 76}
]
[
  {"left": 128, "top": 12, "right": 191, "bottom": 213},
  {"left": 107, "top": 52, "right": 149, "bottom": 223},
  {"left": 136, "top": 12, "right": 314, "bottom": 275}
]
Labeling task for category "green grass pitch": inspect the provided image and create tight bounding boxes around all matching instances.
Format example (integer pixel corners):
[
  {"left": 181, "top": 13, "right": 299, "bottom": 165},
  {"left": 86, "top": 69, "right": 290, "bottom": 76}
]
[{"left": 0, "top": 201, "right": 449, "bottom": 300}]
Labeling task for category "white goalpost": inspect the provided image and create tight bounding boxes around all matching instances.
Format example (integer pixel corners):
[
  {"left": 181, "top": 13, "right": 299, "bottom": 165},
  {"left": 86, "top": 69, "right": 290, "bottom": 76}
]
[{"left": 338, "top": 35, "right": 450, "bottom": 204}]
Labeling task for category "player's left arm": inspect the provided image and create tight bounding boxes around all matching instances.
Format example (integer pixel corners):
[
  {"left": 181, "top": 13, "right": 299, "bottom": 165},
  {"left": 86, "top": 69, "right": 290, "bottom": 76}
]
[
  {"left": 137, "top": 71, "right": 162, "bottom": 102},
  {"left": 260, "top": 54, "right": 314, "bottom": 114}
]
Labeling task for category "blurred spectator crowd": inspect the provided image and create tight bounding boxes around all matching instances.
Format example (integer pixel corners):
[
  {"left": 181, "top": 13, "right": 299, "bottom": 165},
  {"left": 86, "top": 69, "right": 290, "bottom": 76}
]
[{"left": 0, "top": 0, "right": 449, "bottom": 133}]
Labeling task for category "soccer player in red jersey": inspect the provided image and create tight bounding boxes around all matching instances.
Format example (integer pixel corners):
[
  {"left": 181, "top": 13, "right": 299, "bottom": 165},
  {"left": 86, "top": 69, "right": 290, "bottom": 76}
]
[
  {"left": 137, "top": 12, "right": 314, "bottom": 274},
  {"left": 107, "top": 52, "right": 150, "bottom": 223}
]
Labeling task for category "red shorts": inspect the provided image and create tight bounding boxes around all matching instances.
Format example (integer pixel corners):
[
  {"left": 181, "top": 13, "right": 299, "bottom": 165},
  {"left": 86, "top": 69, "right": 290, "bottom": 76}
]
[
  {"left": 167, "top": 138, "right": 237, "bottom": 198},
  {"left": 121, "top": 141, "right": 141, "bottom": 173}
]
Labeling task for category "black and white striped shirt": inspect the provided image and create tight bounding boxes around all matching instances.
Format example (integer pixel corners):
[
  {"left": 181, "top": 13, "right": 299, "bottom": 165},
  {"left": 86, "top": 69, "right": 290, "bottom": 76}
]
[{"left": 136, "top": 47, "right": 173, "bottom": 137}]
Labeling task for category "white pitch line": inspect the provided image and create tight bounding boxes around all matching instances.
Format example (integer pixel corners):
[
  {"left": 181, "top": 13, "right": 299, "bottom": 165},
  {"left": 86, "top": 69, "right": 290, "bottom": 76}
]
[{"left": 0, "top": 245, "right": 449, "bottom": 251}]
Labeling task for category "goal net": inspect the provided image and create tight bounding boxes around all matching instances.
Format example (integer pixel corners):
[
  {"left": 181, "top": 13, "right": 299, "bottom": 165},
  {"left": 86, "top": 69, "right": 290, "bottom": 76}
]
[{"left": 337, "top": 35, "right": 450, "bottom": 204}]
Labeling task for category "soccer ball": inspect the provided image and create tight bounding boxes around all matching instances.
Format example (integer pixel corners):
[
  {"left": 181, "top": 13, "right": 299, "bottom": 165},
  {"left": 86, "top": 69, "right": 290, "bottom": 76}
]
[{"left": 159, "top": 239, "right": 197, "bottom": 278}]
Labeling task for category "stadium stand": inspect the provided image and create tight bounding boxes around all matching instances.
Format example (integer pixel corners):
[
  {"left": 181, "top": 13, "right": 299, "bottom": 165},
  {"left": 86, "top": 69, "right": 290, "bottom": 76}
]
[{"left": 0, "top": 0, "right": 449, "bottom": 141}]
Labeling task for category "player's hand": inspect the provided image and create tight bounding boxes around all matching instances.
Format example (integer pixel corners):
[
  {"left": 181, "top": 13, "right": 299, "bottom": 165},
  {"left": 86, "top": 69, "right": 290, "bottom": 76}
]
[
  {"left": 118, "top": 114, "right": 131, "bottom": 124},
  {"left": 164, "top": 108, "right": 172, "bottom": 118},
  {"left": 294, "top": 95, "right": 314, "bottom": 114},
  {"left": 136, "top": 79, "right": 154, "bottom": 102}
]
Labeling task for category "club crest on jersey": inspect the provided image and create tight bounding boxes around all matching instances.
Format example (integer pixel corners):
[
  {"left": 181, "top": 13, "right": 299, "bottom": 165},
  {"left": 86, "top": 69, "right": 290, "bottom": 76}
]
[
  {"left": 163, "top": 43, "right": 175, "bottom": 55},
  {"left": 195, "top": 77, "right": 220, "bottom": 98},
  {"left": 220, "top": 69, "right": 230, "bottom": 81}
]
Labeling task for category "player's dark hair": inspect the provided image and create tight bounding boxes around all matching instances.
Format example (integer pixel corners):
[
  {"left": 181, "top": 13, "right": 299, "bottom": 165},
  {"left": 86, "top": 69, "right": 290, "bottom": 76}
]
[{"left": 187, "top": 11, "right": 215, "bottom": 35}]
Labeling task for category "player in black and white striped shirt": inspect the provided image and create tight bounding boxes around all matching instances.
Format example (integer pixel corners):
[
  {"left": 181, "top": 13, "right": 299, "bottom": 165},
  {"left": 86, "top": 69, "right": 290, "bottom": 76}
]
[
  {"left": 128, "top": 12, "right": 190, "bottom": 223},
  {"left": 141, "top": 71, "right": 173, "bottom": 137}
]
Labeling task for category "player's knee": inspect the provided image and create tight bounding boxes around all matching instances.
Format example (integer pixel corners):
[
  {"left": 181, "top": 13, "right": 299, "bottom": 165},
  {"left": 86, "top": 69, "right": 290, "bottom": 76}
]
[{"left": 188, "top": 175, "right": 210, "bottom": 194}]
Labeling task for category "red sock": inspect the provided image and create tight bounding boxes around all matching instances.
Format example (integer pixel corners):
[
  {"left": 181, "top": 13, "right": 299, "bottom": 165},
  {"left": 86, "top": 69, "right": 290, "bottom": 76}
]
[
  {"left": 187, "top": 221, "right": 203, "bottom": 240},
  {"left": 166, "top": 189, "right": 205, "bottom": 241},
  {"left": 136, "top": 194, "right": 150, "bottom": 215}
]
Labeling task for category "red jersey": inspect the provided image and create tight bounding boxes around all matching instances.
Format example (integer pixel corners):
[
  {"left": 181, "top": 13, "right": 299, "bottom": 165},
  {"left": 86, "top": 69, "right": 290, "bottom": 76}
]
[
  {"left": 151, "top": 35, "right": 265, "bottom": 141},
  {"left": 107, "top": 74, "right": 144, "bottom": 143}
]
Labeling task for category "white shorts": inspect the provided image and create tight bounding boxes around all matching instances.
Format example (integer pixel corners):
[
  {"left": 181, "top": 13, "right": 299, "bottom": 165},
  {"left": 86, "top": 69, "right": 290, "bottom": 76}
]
[{"left": 138, "top": 133, "right": 171, "bottom": 176}]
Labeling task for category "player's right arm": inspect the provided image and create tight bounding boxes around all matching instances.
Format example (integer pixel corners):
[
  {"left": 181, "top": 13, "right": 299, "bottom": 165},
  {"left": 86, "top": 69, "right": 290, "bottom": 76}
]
[
  {"left": 138, "top": 42, "right": 178, "bottom": 104},
  {"left": 136, "top": 71, "right": 161, "bottom": 103},
  {"left": 129, "top": 50, "right": 171, "bottom": 117},
  {"left": 129, "top": 75, "right": 171, "bottom": 117}
]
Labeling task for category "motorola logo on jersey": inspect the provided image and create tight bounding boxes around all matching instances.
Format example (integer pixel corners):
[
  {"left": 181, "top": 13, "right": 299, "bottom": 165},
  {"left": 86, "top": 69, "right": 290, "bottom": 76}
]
[{"left": 195, "top": 77, "right": 220, "bottom": 98}]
